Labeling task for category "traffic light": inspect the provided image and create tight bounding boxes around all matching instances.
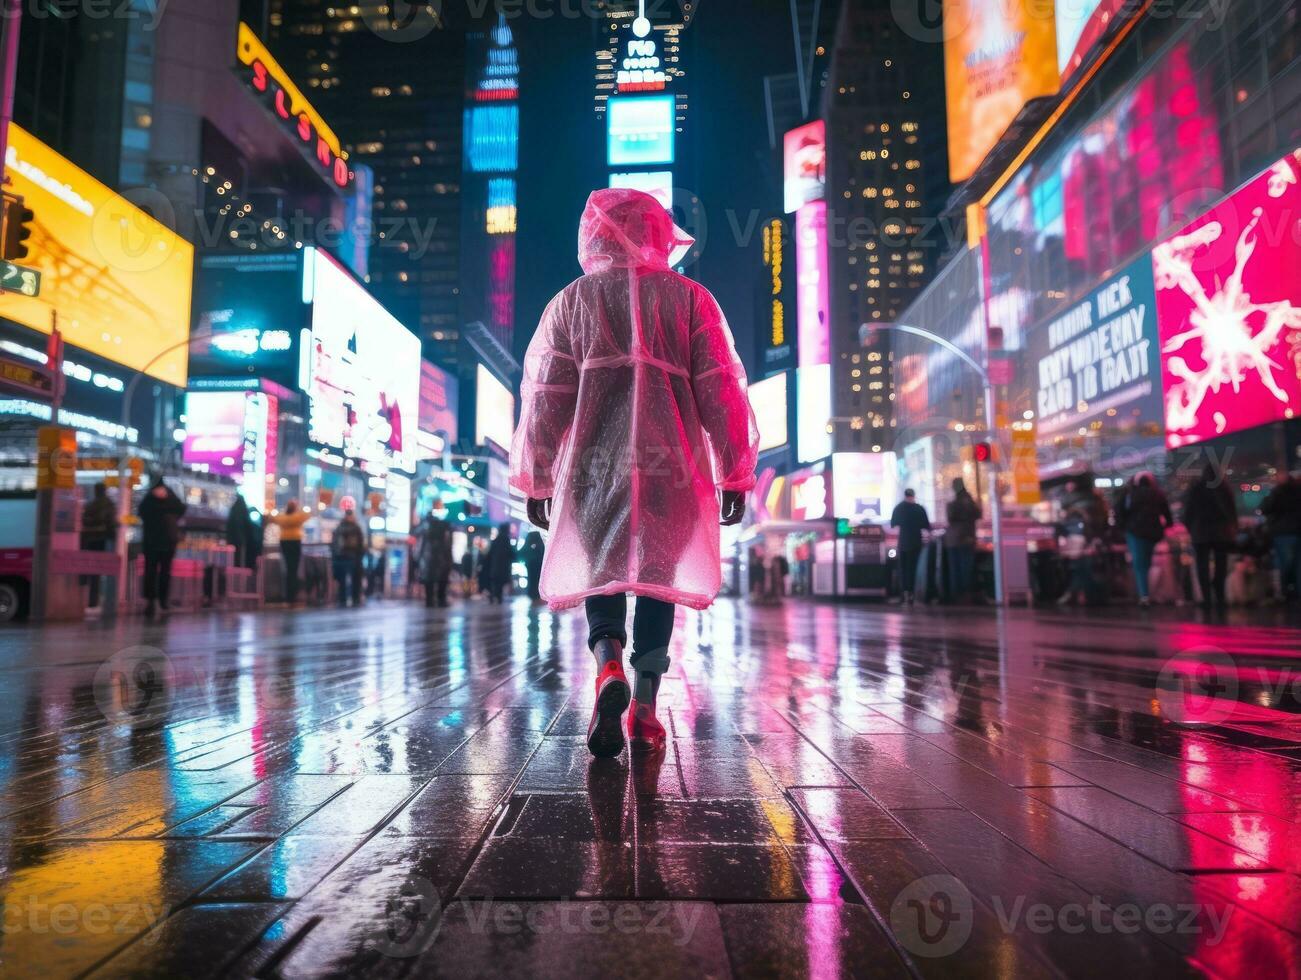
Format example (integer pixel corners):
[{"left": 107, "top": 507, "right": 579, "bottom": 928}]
[
  {"left": 2, "top": 194, "right": 35, "bottom": 261},
  {"left": 973, "top": 441, "right": 993, "bottom": 463}
]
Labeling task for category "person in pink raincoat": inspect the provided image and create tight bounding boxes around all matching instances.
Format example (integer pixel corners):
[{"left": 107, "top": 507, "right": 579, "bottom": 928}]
[{"left": 510, "top": 188, "right": 758, "bottom": 757}]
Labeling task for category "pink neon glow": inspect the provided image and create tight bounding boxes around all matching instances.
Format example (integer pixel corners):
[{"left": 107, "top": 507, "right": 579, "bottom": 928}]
[
  {"left": 1155, "top": 150, "right": 1301, "bottom": 449},
  {"left": 795, "top": 201, "right": 831, "bottom": 369}
]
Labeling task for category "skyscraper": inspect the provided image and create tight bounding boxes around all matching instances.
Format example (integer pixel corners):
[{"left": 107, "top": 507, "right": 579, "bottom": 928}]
[
  {"left": 822, "top": 0, "right": 948, "bottom": 453},
  {"left": 265, "top": 1, "right": 472, "bottom": 365}
]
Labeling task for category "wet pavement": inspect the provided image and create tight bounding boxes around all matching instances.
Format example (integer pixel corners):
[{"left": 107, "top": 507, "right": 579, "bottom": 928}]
[{"left": 0, "top": 597, "right": 1298, "bottom": 978}]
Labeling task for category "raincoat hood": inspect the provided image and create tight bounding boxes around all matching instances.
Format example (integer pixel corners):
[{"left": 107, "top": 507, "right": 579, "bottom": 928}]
[{"left": 578, "top": 188, "right": 695, "bottom": 274}]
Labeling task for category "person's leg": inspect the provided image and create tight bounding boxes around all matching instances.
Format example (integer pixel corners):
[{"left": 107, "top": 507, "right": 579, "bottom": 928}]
[
  {"left": 158, "top": 551, "right": 174, "bottom": 609},
  {"left": 900, "top": 549, "right": 919, "bottom": 598},
  {"left": 284, "top": 542, "right": 301, "bottom": 603},
  {"left": 1194, "top": 543, "right": 1213, "bottom": 606},
  {"left": 1274, "top": 535, "right": 1298, "bottom": 599},
  {"left": 583, "top": 593, "right": 631, "bottom": 757},
  {"left": 352, "top": 558, "right": 363, "bottom": 605},
  {"left": 142, "top": 551, "right": 158, "bottom": 613},
  {"left": 1127, "top": 534, "right": 1150, "bottom": 601},
  {"left": 1212, "top": 545, "right": 1229, "bottom": 606},
  {"left": 628, "top": 597, "right": 674, "bottom": 752},
  {"left": 437, "top": 574, "right": 449, "bottom": 607}
]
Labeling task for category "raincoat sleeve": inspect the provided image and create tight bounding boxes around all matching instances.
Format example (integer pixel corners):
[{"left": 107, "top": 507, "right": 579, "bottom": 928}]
[
  {"left": 510, "top": 293, "right": 579, "bottom": 499},
  {"left": 689, "top": 287, "right": 759, "bottom": 492}
]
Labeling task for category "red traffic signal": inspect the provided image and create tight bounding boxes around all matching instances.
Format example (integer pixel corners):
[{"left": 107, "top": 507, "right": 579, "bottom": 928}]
[{"left": 973, "top": 441, "right": 993, "bottom": 463}]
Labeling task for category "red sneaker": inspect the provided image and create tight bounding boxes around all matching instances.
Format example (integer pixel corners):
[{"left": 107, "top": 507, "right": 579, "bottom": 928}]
[
  {"left": 586, "top": 661, "right": 630, "bottom": 758},
  {"left": 627, "top": 700, "right": 666, "bottom": 753}
]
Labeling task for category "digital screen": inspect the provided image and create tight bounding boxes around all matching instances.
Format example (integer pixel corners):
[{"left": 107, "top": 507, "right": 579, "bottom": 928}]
[
  {"left": 831, "top": 452, "right": 897, "bottom": 522},
  {"left": 897, "top": 436, "right": 938, "bottom": 521},
  {"left": 1155, "top": 152, "right": 1301, "bottom": 449},
  {"left": 790, "top": 465, "right": 830, "bottom": 522},
  {"left": 795, "top": 201, "right": 830, "bottom": 368},
  {"left": 475, "top": 363, "right": 515, "bottom": 452},
  {"left": 418, "top": 360, "right": 459, "bottom": 444},
  {"left": 187, "top": 252, "right": 305, "bottom": 388},
  {"left": 3, "top": 124, "right": 194, "bottom": 386},
  {"left": 1056, "top": 0, "right": 1128, "bottom": 81},
  {"left": 1030, "top": 255, "right": 1162, "bottom": 437},
  {"left": 749, "top": 372, "right": 789, "bottom": 452},
  {"left": 607, "top": 95, "right": 675, "bottom": 166},
  {"left": 796, "top": 363, "right": 832, "bottom": 463},
  {"left": 942, "top": 0, "right": 1059, "bottom": 182},
  {"left": 464, "top": 104, "right": 520, "bottom": 172},
  {"left": 386, "top": 473, "right": 412, "bottom": 535},
  {"left": 783, "top": 121, "right": 826, "bottom": 213},
  {"left": 608, "top": 171, "right": 674, "bottom": 208},
  {"left": 301, "top": 248, "right": 422, "bottom": 472},
  {"left": 182, "top": 389, "right": 275, "bottom": 511}
]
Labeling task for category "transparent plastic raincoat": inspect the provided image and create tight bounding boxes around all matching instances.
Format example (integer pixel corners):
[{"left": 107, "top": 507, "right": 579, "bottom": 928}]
[{"left": 510, "top": 189, "right": 759, "bottom": 610}]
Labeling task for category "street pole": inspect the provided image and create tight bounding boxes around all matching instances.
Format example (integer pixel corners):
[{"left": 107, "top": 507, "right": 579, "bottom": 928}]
[
  {"left": 863, "top": 322, "right": 1005, "bottom": 605},
  {"left": 0, "top": 0, "right": 21, "bottom": 175}
]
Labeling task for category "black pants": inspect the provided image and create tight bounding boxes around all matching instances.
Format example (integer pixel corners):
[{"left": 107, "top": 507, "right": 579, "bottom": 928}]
[
  {"left": 1194, "top": 543, "right": 1228, "bottom": 605},
  {"left": 585, "top": 593, "right": 675, "bottom": 669},
  {"left": 424, "top": 575, "right": 449, "bottom": 607},
  {"left": 333, "top": 556, "right": 363, "bottom": 605},
  {"left": 899, "top": 548, "right": 921, "bottom": 595},
  {"left": 143, "top": 549, "right": 175, "bottom": 606},
  {"left": 282, "top": 540, "right": 302, "bottom": 603},
  {"left": 83, "top": 538, "right": 109, "bottom": 607},
  {"left": 526, "top": 562, "right": 542, "bottom": 600}
]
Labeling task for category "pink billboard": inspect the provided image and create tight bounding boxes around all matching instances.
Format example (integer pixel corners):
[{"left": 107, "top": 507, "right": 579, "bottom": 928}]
[
  {"left": 783, "top": 120, "right": 826, "bottom": 214},
  {"left": 1155, "top": 150, "right": 1301, "bottom": 448},
  {"left": 795, "top": 200, "right": 830, "bottom": 369}
]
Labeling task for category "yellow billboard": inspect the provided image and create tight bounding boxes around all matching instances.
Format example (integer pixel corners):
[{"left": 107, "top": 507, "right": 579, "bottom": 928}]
[
  {"left": 943, "top": 0, "right": 1060, "bottom": 183},
  {"left": 2, "top": 124, "right": 193, "bottom": 386}
]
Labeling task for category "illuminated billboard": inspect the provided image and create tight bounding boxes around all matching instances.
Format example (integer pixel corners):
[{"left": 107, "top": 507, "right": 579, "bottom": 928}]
[
  {"left": 182, "top": 389, "right": 276, "bottom": 511},
  {"left": 783, "top": 121, "right": 826, "bottom": 214},
  {"left": 3, "top": 124, "right": 194, "bottom": 387},
  {"left": 419, "top": 360, "right": 459, "bottom": 444},
  {"left": 749, "top": 372, "right": 789, "bottom": 452},
  {"left": 1056, "top": 0, "right": 1129, "bottom": 81},
  {"left": 795, "top": 201, "right": 830, "bottom": 368},
  {"left": 1031, "top": 255, "right": 1162, "bottom": 437},
  {"left": 301, "top": 248, "right": 421, "bottom": 472},
  {"left": 187, "top": 252, "right": 305, "bottom": 388},
  {"left": 831, "top": 452, "right": 897, "bottom": 522},
  {"left": 607, "top": 95, "right": 675, "bottom": 166},
  {"left": 1154, "top": 152, "right": 1301, "bottom": 449},
  {"left": 475, "top": 364, "right": 515, "bottom": 452},
  {"left": 796, "top": 363, "right": 832, "bottom": 464},
  {"left": 609, "top": 171, "right": 674, "bottom": 209},
  {"left": 942, "top": 0, "right": 1059, "bottom": 182},
  {"left": 465, "top": 105, "right": 520, "bottom": 172}
]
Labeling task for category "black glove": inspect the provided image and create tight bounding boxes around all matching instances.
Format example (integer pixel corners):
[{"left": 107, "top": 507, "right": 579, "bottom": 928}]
[
  {"left": 720, "top": 490, "right": 746, "bottom": 526},
  {"left": 527, "top": 497, "right": 552, "bottom": 530}
]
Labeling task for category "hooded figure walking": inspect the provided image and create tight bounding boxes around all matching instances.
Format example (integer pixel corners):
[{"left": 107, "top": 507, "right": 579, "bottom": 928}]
[{"left": 510, "top": 189, "right": 759, "bottom": 757}]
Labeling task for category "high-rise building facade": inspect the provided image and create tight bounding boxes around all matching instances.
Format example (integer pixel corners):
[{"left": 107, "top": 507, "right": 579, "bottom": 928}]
[
  {"left": 265, "top": 1, "right": 471, "bottom": 365},
  {"left": 821, "top": 0, "right": 948, "bottom": 454}
]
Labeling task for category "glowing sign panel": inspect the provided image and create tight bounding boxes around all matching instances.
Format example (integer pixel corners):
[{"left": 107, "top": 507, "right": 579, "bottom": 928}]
[
  {"left": 607, "top": 95, "right": 675, "bottom": 166},
  {"left": 783, "top": 121, "right": 826, "bottom": 214},
  {"left": 1155, "top": 151, "right": 1301, "bottom": 449},
  {"left": 749, "top": 372, "right": 789, "bottom": 453}
]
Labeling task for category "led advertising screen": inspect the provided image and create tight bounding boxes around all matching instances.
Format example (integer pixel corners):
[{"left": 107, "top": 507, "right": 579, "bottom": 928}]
[
  {"left": 301, "top": 248, "right": 421, "bottom": 472},
  {"left": 795, "top": 201, "right": 830, "bottom": 368},
  {"left": 187, "top": 252, "right": 305, "bottom": 388},
  {"left": 1154, "top": 152, "right": 1301, "bottom": 449},
  {"left": 475, "top": 363, "right": 516, "bottom": 453},
  {"left": 790, "top": 464, "right": 831, "bottom": 522},
  {"left": 3, "top": 124, "right": 194, "bottom": 386},
  {"left": 608, "top": 171, "right": 674, "bottom": 209},
  {"left": 182, "top": 389, "right": 276, "bottom": 510},
  {"left": 831, "top": 452, "right": 897, "bottom": 522},
  {"left": 418, "top": 360, "right": 459, "bottom": 444},
  {"left": 1031, "top": 255, "right": 1162, "bottom": 437},
  {"left": 942, "top": 0, "right": 1059, "bottom": 182},
  {"left": 1056, "top": 0, "right": 1129, "bottom": 81},
  {"left": 796, "top": 363, "right": 832, "bottom": 464},
  {"left": 783, "top": 120, "right": 826, "bottom": 214},
  {"left": 748, "top": 372, "right": 789, "bottom": 452},
  {"left": 607, "top": 95, "right": 675, "bottom": 166}
]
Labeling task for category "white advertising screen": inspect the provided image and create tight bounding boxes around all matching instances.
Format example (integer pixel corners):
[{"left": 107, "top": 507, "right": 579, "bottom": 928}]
[
  {"left": 749, "top": 372, "right": 789, "bottom": 453},
  {"left": 607, "top": 95, "right": 675, "bottom": 166},
  {"left": 475, "top": 364, "right": 516, "bottom": 452},
  {"left": 301, "top": 248, "right": 421, "bottom": 472},
  {"left": 831, "top": 452, "right": 897, "bottom": 522},
  {"left": 608, "top": 170, "right": 674, "bottom": 208},
  {"left": 796, "top": 364, "right": 832, "bottom": 463}
]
